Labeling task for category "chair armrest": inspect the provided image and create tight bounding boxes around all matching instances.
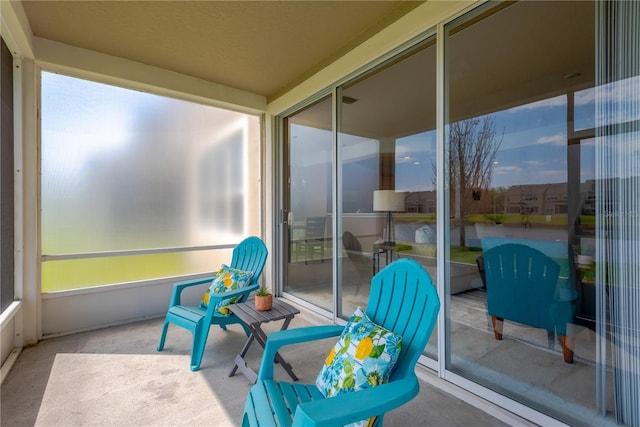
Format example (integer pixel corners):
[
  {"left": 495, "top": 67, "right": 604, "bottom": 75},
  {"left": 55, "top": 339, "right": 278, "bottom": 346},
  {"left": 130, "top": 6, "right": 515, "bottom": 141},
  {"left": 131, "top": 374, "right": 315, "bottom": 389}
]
[
  {"left": 169, "top": 276, "right": 216, "bottom": 307},
  {"left": 258, "top": 325, "right": 344, "bottom": 381},
  {"left": 206, "top": 283, "right": 259, "bottom": 308},
  {"left": 292, "top": 376, "right": 420, "bottom": 427}
]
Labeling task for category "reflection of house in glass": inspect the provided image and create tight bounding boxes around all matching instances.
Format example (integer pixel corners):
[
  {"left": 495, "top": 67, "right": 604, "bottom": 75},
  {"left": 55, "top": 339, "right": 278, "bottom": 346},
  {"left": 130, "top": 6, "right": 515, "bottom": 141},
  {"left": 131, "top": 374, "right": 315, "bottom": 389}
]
[
  {"left": 505, "top": 184, "right": 565, "bottom": 215},
  {"left": 405, "top": 191, "right": 437, "bottom": 214},
  {"left": 502, "top": 181, "right": 599, "bottom": 216},
  {"left": 404, "top": 180, "right": 600, "bottom": 217}
]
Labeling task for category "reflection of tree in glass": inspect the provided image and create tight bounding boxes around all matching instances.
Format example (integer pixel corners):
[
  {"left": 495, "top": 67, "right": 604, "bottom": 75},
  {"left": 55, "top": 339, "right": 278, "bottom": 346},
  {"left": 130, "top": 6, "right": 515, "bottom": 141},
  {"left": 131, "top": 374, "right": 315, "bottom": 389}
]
[{"left": 448, "top": 116, "right": 503, "bottom": 247}]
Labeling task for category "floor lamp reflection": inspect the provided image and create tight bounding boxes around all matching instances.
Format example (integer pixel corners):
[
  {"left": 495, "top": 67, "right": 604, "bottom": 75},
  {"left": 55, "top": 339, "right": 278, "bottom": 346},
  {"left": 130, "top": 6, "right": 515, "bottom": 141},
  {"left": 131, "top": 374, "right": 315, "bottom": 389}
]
[{"left": 373, "top": 190, "right": 405, "bottom": 246}]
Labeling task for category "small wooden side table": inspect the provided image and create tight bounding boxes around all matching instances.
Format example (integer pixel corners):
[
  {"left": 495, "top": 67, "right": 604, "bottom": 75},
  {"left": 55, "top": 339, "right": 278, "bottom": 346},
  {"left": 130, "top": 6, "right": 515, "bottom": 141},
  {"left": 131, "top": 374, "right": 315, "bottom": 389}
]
[{"left": 228, "top": 298, "right": 300, "bottom": 384}]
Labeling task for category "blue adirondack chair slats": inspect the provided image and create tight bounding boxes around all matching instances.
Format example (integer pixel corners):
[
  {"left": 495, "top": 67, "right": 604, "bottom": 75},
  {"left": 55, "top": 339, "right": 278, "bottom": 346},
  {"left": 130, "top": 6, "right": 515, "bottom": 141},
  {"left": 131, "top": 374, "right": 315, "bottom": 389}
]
[
  {"left": 483, "top": 243, "right": 575, "bottom": 363},
  {"left": 242, "top": 258, "right": 440, "bottom": 427},
  {"left": 157, "top": 236, "right": 268, "bottom": 371}
]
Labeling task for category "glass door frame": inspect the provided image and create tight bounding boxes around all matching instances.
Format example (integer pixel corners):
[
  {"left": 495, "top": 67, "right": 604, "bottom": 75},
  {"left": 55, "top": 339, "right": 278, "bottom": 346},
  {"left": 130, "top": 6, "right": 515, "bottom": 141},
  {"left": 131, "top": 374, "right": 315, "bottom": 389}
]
[{"left": 275, "top": 89, "right": 338, "bottom": 322}]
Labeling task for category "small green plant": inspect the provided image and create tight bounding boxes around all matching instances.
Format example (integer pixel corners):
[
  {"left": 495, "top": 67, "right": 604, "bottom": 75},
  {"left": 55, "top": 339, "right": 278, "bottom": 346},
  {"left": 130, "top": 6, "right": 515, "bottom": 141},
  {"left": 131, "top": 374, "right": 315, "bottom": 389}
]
[
  {"left": 484, "top": 213, "right": 505, "bottom": 224},
  {"left": 256, "top": 286, "right": 271, "bottom": 296}
]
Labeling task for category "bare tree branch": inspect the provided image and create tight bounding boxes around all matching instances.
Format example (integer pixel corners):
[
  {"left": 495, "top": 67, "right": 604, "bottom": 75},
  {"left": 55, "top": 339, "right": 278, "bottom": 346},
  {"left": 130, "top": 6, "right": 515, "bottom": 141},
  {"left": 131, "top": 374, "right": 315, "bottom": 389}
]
[{"left": 448, "top": 116, "right": 503, "bottom": 247}]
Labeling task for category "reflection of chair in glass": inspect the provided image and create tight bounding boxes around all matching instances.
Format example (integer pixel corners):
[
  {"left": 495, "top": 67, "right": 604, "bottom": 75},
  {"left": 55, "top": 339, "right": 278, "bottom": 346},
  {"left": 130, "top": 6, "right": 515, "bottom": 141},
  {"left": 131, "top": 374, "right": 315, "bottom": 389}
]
[
  {"left": 302, "top": 216, "right": 326, "bottom": 264},
  {"left": 476, "top": 254, "right": 486, "bottom": 289},
  {"left": 482, "top": 243, "right": 575, "bottom": 363},
  {"left": 156, "top": 236, "right": 268, "bottom": 371},
  {"left": 343, "top": 231, "right": 371, "bottom": 295},
  {"left": 241, "top": 258, "right": 440, "bottom": 426}
]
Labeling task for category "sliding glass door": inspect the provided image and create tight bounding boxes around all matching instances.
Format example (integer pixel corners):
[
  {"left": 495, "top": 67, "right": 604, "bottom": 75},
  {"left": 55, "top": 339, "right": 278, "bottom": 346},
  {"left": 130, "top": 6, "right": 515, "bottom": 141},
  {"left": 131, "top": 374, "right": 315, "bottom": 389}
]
[
  {"left": 282, "top": 96, "right": 334, "bottom": 312},
  {"left": 281, "top": 38, "right": 438, "bottom": 333},
  {"left": 443, "top": 2, "right": 617, "bottom": 425},
  {"left": 277, "top": 1, "right": 639, "bottom": 425},
  {"left": 338, "top": 38, "right": 438, "bottom": 358}
]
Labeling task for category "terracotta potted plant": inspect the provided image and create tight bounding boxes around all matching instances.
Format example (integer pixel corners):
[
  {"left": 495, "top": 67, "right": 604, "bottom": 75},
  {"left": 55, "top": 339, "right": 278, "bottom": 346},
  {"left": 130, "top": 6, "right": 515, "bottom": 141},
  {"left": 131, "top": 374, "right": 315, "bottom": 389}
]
[{"left": 255, "top": 286, "right": 272, "bottom": 311}]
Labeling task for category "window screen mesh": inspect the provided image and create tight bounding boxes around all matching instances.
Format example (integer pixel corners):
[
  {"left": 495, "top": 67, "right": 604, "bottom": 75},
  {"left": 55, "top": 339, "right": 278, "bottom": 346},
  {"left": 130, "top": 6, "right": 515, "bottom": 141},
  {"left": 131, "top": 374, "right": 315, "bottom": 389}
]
[{"left": 41, "top": 72, "right": 260, "bottom": 291}]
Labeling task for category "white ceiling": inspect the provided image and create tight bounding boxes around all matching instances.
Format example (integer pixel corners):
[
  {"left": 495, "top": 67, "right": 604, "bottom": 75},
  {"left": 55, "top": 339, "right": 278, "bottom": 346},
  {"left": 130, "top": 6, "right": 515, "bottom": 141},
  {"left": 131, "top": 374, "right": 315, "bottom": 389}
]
[
  {"left": 20, "top": 0, "right": 424, "bottom": 102},
  {"left": 294, "top": 1, "right": 595, "bottom": 139},
  {"left": 20, "top": 1, "right": 595, "bottom": 140}
]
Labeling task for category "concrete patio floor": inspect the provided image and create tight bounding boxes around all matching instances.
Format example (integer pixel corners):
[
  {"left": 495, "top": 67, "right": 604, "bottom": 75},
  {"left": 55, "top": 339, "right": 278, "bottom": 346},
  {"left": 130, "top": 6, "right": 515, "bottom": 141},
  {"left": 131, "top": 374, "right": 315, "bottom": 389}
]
[{"left": 1, "top": 301, "right": 534, "bottom": 427}]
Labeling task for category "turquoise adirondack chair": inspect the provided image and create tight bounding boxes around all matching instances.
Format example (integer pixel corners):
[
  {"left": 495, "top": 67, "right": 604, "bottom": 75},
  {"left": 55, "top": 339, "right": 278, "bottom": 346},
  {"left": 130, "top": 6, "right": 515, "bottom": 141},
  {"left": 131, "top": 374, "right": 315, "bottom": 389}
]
[
  {"left": 483, "top": 243, "right": 575, "bottom": 363},
  {"left": 157, "top": 236, "right": 268, "bottom": 371},
  {"left": 242, "top": 258, "right": 440, "bottom": 426}
]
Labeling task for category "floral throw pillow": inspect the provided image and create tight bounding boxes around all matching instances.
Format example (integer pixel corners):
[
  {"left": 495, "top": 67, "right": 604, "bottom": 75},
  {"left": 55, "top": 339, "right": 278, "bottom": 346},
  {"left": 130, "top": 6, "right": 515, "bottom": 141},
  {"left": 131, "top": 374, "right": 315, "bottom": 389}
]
[
  {"left": 200, "top": 265, "right": 254, "bottom": 315},
  {"left": 315, "top": 307, "right": 402, "bottom": 427}
]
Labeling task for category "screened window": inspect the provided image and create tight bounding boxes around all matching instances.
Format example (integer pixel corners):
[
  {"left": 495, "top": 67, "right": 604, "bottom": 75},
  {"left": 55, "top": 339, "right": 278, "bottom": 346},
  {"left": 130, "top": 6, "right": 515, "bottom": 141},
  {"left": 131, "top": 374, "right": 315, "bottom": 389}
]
[{"left": 41, "top": 72, "right": 260, "bottom": 292}]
